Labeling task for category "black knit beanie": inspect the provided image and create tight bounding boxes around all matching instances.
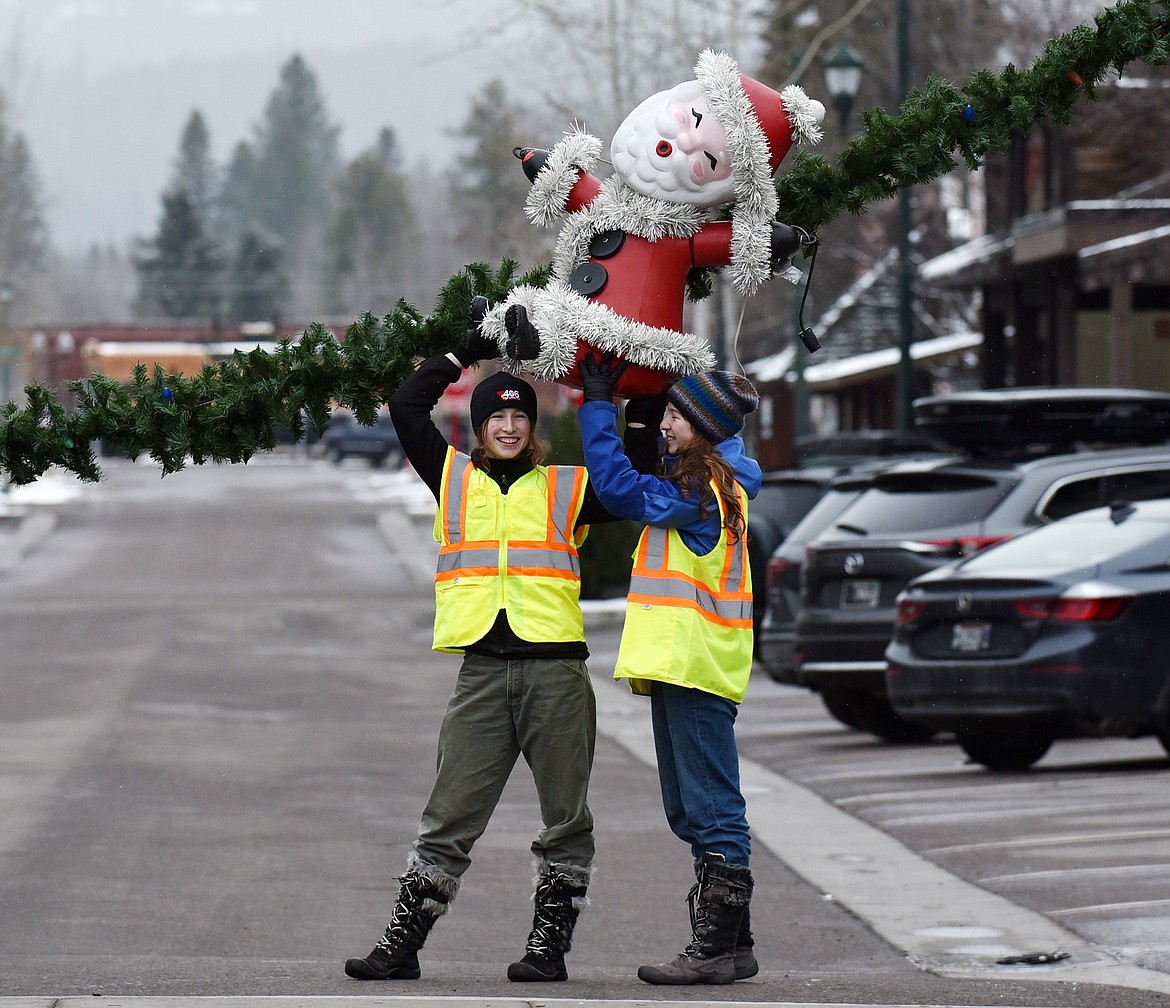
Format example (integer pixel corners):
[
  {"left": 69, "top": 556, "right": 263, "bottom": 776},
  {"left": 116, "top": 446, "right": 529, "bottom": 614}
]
[
  {"left": 470, "top": 371, "right": 539, "bottom": 431},
  {"left": 667, "top": 370, "right": 760, "bottom": 444}
]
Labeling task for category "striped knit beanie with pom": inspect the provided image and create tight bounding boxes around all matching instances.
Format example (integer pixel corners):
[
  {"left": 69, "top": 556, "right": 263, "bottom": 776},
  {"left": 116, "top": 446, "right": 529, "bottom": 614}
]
[{"left": 667, "top": 370, "right": 760, "bottom": 445}]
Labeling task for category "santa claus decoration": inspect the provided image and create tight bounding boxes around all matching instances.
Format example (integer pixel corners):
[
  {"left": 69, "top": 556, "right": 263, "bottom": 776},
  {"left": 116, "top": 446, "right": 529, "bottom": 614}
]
[{"left": 475, "top": 48, "right": 825, "bottom": 398}]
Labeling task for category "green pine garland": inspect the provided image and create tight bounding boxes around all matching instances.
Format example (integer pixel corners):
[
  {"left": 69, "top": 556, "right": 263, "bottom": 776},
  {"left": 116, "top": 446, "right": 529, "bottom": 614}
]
[{"left": 2, "top": 0, "right": 1166, "bottom": 485}]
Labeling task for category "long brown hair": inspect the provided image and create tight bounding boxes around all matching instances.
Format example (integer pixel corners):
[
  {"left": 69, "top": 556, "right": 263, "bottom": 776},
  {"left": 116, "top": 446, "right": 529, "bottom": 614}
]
[{"left": 660, "top": 436, "right": 747, "bottom": 544}]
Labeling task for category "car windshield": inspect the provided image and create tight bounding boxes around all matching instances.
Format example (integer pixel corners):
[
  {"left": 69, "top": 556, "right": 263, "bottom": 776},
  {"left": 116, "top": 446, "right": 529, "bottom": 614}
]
[
  {"left": 959, "top": 513, "right": 1170, "bottom": 576},
  {"left": 829, "top": 474, "right": 1006, "bottom": 535},
  {"left": 754, "top": 480, "right": 826, "bottom": 531},
  {"left": 778, "top": 487, "right": 868, "bottom": 553}
]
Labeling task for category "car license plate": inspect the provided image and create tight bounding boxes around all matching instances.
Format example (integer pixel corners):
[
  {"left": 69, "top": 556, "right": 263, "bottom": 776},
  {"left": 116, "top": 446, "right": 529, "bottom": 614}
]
[
  {"left": 951, "top": 621, "right": 992, "bottom": 652},
  {"left": 841, "top": 579, "right": 880, "bottom": 608}
]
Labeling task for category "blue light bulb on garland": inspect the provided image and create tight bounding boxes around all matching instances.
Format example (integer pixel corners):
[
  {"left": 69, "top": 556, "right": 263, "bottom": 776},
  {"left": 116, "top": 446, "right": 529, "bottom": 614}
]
[
  {"left": 963, "top": 103, "right": 976, "bottom": 122},
  {"left": 162, "top": 386, "right": 173, "bottom": 401}
]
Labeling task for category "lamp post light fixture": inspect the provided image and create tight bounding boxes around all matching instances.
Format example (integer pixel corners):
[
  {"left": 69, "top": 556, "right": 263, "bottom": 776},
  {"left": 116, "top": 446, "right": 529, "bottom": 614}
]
[{"left": 823, "top": 42, "right": 864, "bottom": 135}]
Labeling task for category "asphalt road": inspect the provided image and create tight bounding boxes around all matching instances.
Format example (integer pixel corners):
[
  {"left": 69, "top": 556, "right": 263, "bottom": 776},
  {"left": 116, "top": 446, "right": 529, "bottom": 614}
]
[{"left": 1, "top": 455, "right": 1168, "bottom": 1008}]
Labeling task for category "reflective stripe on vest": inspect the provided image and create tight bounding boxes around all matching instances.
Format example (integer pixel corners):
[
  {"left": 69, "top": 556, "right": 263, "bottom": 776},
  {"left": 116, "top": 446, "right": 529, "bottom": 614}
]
[
  {"left": 626, "top": 482, "right": 751, "bottom": 627},
  {"left": 430, "top": 449, "right": 588, "bottom": 651},
  {"left": 437, "top": 455, "right": 584, "bottom": 582}
]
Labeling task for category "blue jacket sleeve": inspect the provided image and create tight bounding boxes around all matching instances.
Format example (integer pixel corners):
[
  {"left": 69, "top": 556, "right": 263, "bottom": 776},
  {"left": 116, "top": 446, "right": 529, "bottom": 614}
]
[{"left": 579, "top": 400, "right": 708, "bottom": 533}]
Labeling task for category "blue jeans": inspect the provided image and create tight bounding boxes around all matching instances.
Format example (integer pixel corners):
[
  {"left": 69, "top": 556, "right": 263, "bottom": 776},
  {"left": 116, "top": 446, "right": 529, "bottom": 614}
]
[{"left": 650, "top": 681, "right": 750, "bottom": 866}]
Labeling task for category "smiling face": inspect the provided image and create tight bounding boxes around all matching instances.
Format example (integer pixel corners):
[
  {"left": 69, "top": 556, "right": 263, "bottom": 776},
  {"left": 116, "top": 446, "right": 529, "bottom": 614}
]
[
  {"left": 660, "top": 402, "right": 697, "bottom": 454},
  {"left": 481, "top": 408, "right": 532, "bottom": 459},
  {"left": 610, "top": 79, "right": 736, "bottom": 207}
]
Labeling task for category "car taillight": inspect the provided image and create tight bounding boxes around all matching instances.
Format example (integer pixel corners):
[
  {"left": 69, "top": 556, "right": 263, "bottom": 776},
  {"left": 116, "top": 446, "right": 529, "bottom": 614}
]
[
  {"left": 920, "top": 534, "right": 1011, "bottom": 558},
  {"left": 766, "top": 557, "right": 790, "bottom": 589},
  {"left": 894, "top": 597, "right": 926, "bottom": 626},
  {"left": 1013, "top": 596, "right": 1132, "bottom": 622}
]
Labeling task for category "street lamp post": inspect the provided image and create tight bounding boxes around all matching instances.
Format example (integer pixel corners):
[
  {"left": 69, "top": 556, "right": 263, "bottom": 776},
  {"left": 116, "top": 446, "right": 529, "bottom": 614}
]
[
  {"left": 792, "top": 41, "right": 866, "bottom": 438},
  {"left": 896, "top": 0, "right": 914, "bottom": 430},
  {"left": 823, "top": 42, "right": 864, "bottom": 135}
]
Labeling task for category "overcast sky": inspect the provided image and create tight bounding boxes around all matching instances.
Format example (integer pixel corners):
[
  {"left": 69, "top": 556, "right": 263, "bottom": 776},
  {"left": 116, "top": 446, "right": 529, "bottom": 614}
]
[{"left": 0, "top": 0, "right": 505, "bottom": 253}]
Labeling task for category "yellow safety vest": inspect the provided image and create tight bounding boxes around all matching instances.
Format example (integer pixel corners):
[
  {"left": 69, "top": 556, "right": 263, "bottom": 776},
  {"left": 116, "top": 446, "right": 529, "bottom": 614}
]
[
  {"left": 614, "top": 482, "right": 753, "bottom": 702},
  {"left": 431, "top": 448, "right": 590, "bottom": 652}
]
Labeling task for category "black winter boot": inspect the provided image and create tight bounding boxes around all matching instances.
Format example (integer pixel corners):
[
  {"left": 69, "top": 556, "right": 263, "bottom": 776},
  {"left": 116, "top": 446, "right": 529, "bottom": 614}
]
[
  {"left": 733, "top": 903, "right": 759, "bottom": 980},
  {"left": 638, "top": 853, "right": 753, "bottom": 985},
  {"left": 344, "top": 865, "right": 457, "bottom": 980},
  {"left": 507, "top": 862, "right": 590, "bottom": 982},
  {"left": 686, "top": 856, "right": 758, "bottom": 979}
]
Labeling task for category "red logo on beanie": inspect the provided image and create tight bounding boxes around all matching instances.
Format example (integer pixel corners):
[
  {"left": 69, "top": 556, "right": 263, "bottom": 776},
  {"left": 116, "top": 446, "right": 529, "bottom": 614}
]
[{"left": 497, "top": 389, "right": 521, "bottom": 402}]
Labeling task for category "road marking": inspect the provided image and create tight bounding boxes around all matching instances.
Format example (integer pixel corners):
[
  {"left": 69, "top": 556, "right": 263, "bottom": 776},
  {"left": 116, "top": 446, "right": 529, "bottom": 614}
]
[
  {"left": 1050, "top": 897, "right": 1170, "bottom": 915},
  {"left": 925, "top": 828, "right": 1170, "bottom": 854},
  {"left": 982, "top": 864, "right": 1170, "bottom": 884}
]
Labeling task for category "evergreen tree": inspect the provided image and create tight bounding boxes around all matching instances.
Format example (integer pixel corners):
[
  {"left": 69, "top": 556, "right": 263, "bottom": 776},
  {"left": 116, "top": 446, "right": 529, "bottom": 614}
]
[
  {"left": 170, "top": 110, "right": 218, "bottom": 234},
  {"left": 445, "top": 78, "right": 549, "bottom": 269},
  {"left": 246, "top": 54, "right": 341, "bottom": 267},
  {"left": 0, "top": 91, "right": 46, "bottom": 307},
  {"left": 226, "top": 225, "right": 288, "bottom": 325},
  {"left": 133, "top": 188, "right": 225, "bottom": 320},
  {"left": 327, "top": 127, "right": 419, "bottom": 315},
  {"left": 216, "top": 139, "right": 258, "bottom": 254}
]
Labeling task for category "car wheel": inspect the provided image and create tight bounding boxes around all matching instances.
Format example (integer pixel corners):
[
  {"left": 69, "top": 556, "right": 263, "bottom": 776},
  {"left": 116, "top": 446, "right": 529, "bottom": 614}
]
[
  {"left": 329, "top": 448, "right": 345, "bottom": 466},
  {"left": 820, "top": 688, "right": 936, "bottom": 743},
  {"left": 957, "top": 731, "right": 1053, "bottom": 771},
  {"left": 818, "top": 687, "right": 868, "bottom": 730}
]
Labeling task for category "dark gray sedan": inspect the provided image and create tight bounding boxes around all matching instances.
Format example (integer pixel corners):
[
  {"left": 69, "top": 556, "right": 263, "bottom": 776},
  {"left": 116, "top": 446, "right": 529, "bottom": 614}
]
[{"left": 886, "top": 497, "right": 1170, "bottom": 771}]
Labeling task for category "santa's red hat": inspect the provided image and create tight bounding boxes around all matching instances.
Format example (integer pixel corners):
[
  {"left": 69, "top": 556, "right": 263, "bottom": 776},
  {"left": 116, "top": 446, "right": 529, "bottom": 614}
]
[{"left": 696, "top": 50, "right": 824, "bottom": 295}]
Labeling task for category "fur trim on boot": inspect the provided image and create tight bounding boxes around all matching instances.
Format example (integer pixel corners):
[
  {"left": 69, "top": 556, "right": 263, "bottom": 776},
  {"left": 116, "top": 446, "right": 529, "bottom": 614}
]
[{"left": 507, "top": 860, "right": 591, "bottom": 982}]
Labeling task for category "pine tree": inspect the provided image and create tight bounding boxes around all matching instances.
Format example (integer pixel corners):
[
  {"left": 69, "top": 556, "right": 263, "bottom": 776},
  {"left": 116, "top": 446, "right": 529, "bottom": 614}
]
[
  {"left": 246, "top": 54, "right": 341, "bottom": 266},
  {"left": 446, "top": 78, "right": 549, "bottom": 269},
  {"left": 326, "top": 127, "right": 418, "bottom": 316},
  {"left": 226, "top": 225, "right": 288, "bottom": 325},
  {"left": 0, "top": 90, "right": 46, "bottom": 307},
  {"left": 170, "top": 110, "right": 218, "bottom": 235},
  {"left": 133, "top": 188, "right": 225, "bottom": 320}
]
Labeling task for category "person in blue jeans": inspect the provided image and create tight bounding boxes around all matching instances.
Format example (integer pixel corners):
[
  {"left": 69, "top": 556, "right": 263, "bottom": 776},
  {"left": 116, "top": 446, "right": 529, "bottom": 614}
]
[{"left": 576, "top": 352, "right": 762, "bottom": 985}]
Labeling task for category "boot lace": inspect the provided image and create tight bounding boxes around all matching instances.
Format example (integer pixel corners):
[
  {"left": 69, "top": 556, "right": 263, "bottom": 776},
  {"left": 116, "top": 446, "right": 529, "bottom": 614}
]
[
  {"left": 525, "top": 873, "right": 582, "bottom": 957},
  {"left": 374, "top": 872, "right": 445, "bottom": 954}
]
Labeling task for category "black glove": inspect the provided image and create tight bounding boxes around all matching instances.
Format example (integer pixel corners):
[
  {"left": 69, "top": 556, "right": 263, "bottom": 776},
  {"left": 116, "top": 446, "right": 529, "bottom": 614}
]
[
  {"left": 579, "top": 350, "right": 629, "bottom": 403},
  {"left": 504, "top": 303, "right": 541, "bottom": 361},
  {"left": 451, "top": 296, "right": 500, "bottom": 366},
  {"left": 624, "top": 394, "right": 668, "bottom": 428},
  {"left": 513, "top": 146, "right": 550, "bottom": 182}
]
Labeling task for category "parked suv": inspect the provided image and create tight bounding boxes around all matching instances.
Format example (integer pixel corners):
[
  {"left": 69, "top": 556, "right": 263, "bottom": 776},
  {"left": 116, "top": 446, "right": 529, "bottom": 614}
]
[
  {"left": 749, "top": 434, "right": 951, "bottom": 659},
  {"left": 792, "top": 387, "right": 1170, "bottom": 742},
  {"left": 747, "top": 469, "right": 838, "bottom": 649},
  {"left": 758, "top": 459, "right": 954, "bottom": 691}
]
